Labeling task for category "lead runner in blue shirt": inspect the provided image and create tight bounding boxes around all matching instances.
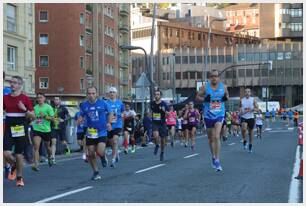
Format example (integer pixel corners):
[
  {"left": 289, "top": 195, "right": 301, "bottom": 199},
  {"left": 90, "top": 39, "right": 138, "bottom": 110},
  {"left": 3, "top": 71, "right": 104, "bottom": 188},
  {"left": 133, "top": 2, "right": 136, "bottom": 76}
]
[
  {"left": 196, "top": 70, "right": 229, "bottom": 172},
  {"left": 106, "top": 87, "right": 124, "bottom": 168},
  {"left": 77, "top": 86, "right": 113, "bottom": 181}
]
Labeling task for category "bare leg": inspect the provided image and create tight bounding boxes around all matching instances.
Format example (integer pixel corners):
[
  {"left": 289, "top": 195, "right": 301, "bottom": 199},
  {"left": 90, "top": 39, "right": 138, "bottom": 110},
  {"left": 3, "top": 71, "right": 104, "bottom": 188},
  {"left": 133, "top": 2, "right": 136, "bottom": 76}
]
[{"left": 33, "top": 136, "right": 42, "bottom": 167}]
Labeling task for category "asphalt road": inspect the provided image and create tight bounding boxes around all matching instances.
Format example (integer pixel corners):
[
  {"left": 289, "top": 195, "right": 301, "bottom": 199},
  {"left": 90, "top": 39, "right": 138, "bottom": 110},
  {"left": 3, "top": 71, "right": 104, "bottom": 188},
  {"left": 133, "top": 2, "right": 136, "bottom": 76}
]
[{"left": 3, "top": 120, "right": 302, "bottom": 203}]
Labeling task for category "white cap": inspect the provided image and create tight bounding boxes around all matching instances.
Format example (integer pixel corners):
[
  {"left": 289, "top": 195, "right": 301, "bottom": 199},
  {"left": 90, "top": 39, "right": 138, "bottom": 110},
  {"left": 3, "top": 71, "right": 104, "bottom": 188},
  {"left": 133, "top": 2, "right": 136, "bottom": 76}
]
[{"left": 109, "top": 87, "right": 117, "bottom": 93}]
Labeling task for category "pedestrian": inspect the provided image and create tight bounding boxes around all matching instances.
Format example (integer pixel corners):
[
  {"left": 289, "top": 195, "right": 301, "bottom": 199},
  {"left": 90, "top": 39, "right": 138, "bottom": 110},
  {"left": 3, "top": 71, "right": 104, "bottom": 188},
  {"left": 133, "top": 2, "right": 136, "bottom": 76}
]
[
  {"left": 77, "top": 86, "right": 113, "bottom": 180},
  {"left": 166, "top": 105, "right": 177, "bottom": 147},
  {"left": 151, "top": 89, "right": 169, "bottom": 161},
  {"left": 184, "top": 101, "right": 200, "bottom": 151},
  {"left": 255, "top": 110, "right": 263, "bottom": 139},
  {"left": 31, "top": 93, "right": 55, "bottom": 171},
  {"left": 106, "top": 87, "right": 124, "bottom": 167},
  {"left": 196, "top": 69, "right": 229, "bottom": 171},
  {"left": 3, "top": 75, "right": 35, "bottom": 187},
  {"left": 239, "top": 88, "right": 258, "bottom": 153},
  {"left": 51, "top": 97, "right": 70, "bottom": 162}
]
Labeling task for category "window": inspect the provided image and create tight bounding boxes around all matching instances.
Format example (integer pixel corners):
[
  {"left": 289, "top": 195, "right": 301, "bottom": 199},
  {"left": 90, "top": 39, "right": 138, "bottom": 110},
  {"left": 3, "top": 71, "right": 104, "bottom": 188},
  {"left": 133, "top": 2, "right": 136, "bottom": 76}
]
[
  {"left": 39, "top": 11, "right": 48, "bottom": 22},
  {"left": 290, "top": 23, "right": 303, "bottom": 32},
  {"left": 238, "top": 53, "right": 245, "bottom": 62},
  {"left": 261, "top": 53, "right": 268, "bottom": 61},
  {"left": 80, "top": 35, "right": 84, "bottom": 47},
  {"left": 80, "top": 56, "right": 84, "bottom": 68},
  {"left": 176, "top": 30, "right": 180, "bottom": 37},
  {"left": 182, "top": 56, "right": 188, "bottom": 64},
  {"left": 219, "top": 55, "right": 224, "bottom": 63},
  {"left": 39, "top": 77, "right": 49, "bottom": 89},
  {"left": 169, "top": 29, "right": 172, "bottom": 37},
  {"left": 104, "top": 6, "right": 113, "bottom": 18},
  {"left": 246, "top": 53, "right": 253, "bottom": 61},
  {"left": 285, "top": 52, "right": 291, "bottom": 59},
  {"left": 28, "top": 23, "right": 33, "bottom": 40},
  {"left": 7, "top": 4, "right": 16, "bottom": 32},
  {"left": 175, "top": 56, "right": 181, "bottom": 64},
  {"left": 80, "top": 79, "right": 84, "bottom": 91},
  {"left": 39, "top": 56, "right": 49, "bottom": 67},
  {"left": 211, "top": 56, "right": 217, "bottom": 63},
  {"left": 28, "top": 74, "right": 33, "bottom": 89},
  {"left": 162, "top": 73, "right": 166, "bottom": 80},
  {"left": 238, "top": 69, "right": 245, "bottom": 77},
  {"left": 167, "top": 72, "right": 170, "bottom": 80},
  {"left": 28, "top": 48, "right": 33, "bottom": 66},
  {"left": 198, "top": 33, "right": 201, "bottom": 40},
  {"left": 246, "top": 69, "right": 252, "bottom": 77},
  {"left": 277, "top": 52, "right": 283, "bottom": 60},
  {"left": 190, "top": 71, "right": 195, "bottom": 79},
  {"left": 189, "top": 56, "right": 195, "bottom": 64},
  {"left": 269, "top": 52, "right": 276, "bottom": 60},
  {"left": 261, "top": 68, "right": 268, "bottom": 77},
  {"left": 226, "top": 55, "right": 232, "bottom": 63},
  {"left": 176, "top": 72, "right": 181, "bottom": 79},
  {"left": 183, "top": 72, "right": 188, "bottom": 79},
  {"left": 254, "top": 69, "right": 260, "bottom": 77},
  {"left": 27, "top": 4, "right": 33, "bottom": 16},
  {"left": 80, "top": 13, "right": 84, "bottom": 24},
  {"left": 105, "top": 26, "right": 114, "bottom": 37},
  {"left": 7, "top": 45, "right": 17, "bottom": 70},
  {"left": 253, "top": 53, "right": 259, "bottom": 61},
  {"left": 39, "top": 34, "right": 48, "bottom": 45},
  {"left": 196, "top": 56, "right": 202, "bottom": 64},
  {"left": 291, "top": 9, "right": 303, "bottom": 17},
  {"left": 197, "top": 72, "right": 202, "bottom": 79}
]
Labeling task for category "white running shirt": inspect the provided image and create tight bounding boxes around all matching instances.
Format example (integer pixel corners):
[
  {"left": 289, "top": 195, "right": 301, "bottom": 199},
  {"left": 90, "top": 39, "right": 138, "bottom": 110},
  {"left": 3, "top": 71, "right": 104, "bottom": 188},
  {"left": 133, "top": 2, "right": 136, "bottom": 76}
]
[{"left": 241, "top": 97, "right": 255, "bottom": 119}]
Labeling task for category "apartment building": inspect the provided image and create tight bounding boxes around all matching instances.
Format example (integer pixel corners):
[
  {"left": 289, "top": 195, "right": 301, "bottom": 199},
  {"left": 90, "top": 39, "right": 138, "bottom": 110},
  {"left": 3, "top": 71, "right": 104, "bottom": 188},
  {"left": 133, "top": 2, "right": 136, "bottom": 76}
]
[{"left": 3, "top": 3, "right": 36, "bottom": 97}]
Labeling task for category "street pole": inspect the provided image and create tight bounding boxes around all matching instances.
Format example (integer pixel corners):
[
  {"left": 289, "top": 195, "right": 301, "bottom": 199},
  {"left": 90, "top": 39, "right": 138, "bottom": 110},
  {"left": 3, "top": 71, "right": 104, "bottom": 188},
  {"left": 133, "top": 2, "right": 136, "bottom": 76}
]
[
  {"left": 149, "top": 3, "right": 157, "bottom": 99},
  {"left": 172, "top": 53, "right": 176, "bottom": 103},
  {"left": 141, "top": 73, "right": 145, "bottom": 118}
]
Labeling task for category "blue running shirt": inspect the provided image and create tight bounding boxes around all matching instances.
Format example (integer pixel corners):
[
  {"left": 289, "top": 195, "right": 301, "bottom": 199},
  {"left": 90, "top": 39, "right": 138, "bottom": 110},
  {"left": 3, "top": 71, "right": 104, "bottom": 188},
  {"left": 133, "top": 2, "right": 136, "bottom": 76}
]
[
  {"left": 203, "top": 82, "right": 225, "bottom": 119},
  {"left": 80, "top": 99, "right": 110, "bottom": 138},
  {"left": 74, "top": 111, "right": 86, "bottom": 134},
  {"left": 106, "top": 99, "right": 125, "bottom": 129}
]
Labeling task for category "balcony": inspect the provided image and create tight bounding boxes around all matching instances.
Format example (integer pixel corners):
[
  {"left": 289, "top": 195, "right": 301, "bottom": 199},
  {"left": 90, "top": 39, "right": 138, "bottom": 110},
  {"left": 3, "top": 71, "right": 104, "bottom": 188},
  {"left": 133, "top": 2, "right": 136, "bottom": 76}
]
[
  {"left": 119, "top": 22, "right": 129, "bottom": 33},
  {"left": 280, "top": 28, "right": 291, "bottom": 37},
  {"left": 120, "top": 78, "right": 129, "bottom": 85},
  {"left": 120, "top": 58, "right": 129, "bottom": 69},
  {"left": 119, "top": 4, "right": 129, "bottom": 16},
  {"left": 281, "top": 14, "right": 291, "bottom": 22}
]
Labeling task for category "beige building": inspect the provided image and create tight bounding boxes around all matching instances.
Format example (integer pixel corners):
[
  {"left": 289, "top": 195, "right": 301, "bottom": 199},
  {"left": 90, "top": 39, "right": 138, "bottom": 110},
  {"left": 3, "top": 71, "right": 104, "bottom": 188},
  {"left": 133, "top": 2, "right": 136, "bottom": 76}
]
[{"left": 3, "top": 3, "right": 36, "bottom": 97}]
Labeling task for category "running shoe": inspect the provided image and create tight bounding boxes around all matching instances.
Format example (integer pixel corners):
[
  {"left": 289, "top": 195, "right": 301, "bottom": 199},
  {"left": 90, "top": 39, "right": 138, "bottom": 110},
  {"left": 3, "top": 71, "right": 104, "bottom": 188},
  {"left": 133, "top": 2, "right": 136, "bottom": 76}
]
[
  {"left": 8, "top": 166, "right": 16, "bottom": 180},
  {"left": 110, "top": 159, "right": 116, "bottom": 168},
  {"left": 154, "top": 145, "right": 159, "bottom": 155},
  {"left": 64, "top": 147, "right": 71, "bottom": 155},
  {"left": 4, "top": 166, "right": 11, "bottom": 179},
  {"left": 16, "top": 177, "right": 25, "bottom": 187},
  {"left": 160, "top": 152, "right": 164, "bottom": 161},
  {"left": 248, "top": 149, "right": 253, "bottom": 153},
  {"left": 91, "top": 172, "right": 102, "bottom": 181},
  {"left": 124, "top": 148, "right": 128, "bottom": 154},
  {"left": 211, "top": 158, "right": 216, "bottom": 169},
  {"left": 141, "top": 143, "right": 148, "bottom": 147},
  {"left": 82, "top": 153, "right": 86, "bottom": 160},
  {"left": 51, "top": 157, "right": 56, "bottom": 165},
  {"left": 48, "top": 157, "right": 52, "bottom": 167},
  {"left": 31, "top": 165, "right": 40, "bottom": 172},
  {"left": 214, "top": 160, "right": 223, "bottom": 171},
  {"left": 101, "top": 156, "right": 108, "bottom": 167},
  {"left": 171, "top": 141, "right": 174, "bottom": 147},
  {"left": 184, "top": 143, "right": 188, "bottom": 148},
  {"left": 131, "top": 146, "right": 136, "bottom": 153}
]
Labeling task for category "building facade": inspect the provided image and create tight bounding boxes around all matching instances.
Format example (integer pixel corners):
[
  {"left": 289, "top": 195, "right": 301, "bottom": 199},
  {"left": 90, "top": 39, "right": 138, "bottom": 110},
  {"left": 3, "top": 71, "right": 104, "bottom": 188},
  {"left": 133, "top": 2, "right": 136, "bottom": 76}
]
[
  {"left": 35, "top": 3, "right": 131, "bottom": 101},
  {"left": 159, "top": 40, "right": 302, "bottom": 107},
  {"left": 224, "top": 3, "right": 303, "bottom": 40},
  {"left": 3, "top": 3, "right": 36, "bottom": 97}
]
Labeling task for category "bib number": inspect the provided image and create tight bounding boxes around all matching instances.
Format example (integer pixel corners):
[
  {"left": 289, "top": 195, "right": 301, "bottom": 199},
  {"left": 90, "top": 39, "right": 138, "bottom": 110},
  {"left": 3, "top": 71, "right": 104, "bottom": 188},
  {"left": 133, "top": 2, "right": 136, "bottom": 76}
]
[
  {"left": 11, "top": 125, "right": 25, "bottom": 138},
  {"left": 189, "top": 117, "right": 196, "bottom": 122},
  {"left": 210, "top": 102, "right": 221, "bottom": 111},
  {"left": 153, "top": 113, "right": 161, "bottom": 121},
  {"left": 88, "top": 128, "right": 98, "bottom": 139}
]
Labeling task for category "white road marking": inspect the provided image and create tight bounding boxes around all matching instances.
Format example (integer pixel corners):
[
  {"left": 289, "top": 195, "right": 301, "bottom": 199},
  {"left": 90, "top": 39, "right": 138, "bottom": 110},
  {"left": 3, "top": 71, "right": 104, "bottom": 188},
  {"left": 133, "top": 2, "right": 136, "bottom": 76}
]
[
  {"left": 36, "top": 186, "right": 93, "bottom": 203},
  {"left": 228, "top": 143, "right": 235, "bottom": 146},
  {"left": 183, "top": 153, "right": 199, "bottom": 159},
  {"left": 264, "top": 128, "right": 272, "bottom": 131},
  {"left": 288, "top": 146, "right": 302, "bottom": 203},
  {"left": 268, "top": 130, "right": 292, "bottom": 133},
  {"left": 288, "top": 127, "right": 294, "bottom": 130},
  {"left": 135, "top": 164, "right": 165, "bottom": 174}
]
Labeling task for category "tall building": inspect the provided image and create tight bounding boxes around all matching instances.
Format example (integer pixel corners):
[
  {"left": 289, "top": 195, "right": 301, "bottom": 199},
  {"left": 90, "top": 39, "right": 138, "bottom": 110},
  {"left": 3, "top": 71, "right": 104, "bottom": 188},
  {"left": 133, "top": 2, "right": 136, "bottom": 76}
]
[
  {"left": 224, "top": 3, "right": 303, "bottom": 40},
  {"left": 3, "top": 3, "right": 36, "bottom": 97},
  {"left": 35, "top": 3, "right": 131, "bottom": 101}
]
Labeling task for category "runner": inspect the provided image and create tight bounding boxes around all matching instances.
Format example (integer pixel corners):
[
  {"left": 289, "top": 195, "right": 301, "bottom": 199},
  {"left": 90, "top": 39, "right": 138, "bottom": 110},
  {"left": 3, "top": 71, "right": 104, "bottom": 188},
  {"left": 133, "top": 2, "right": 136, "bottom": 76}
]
[
  {"left": 74, "top": 103, "right": 87, "bottom": 161},
  {"left": 151, "top": 90, "right": 169, "bottom": 161},
  {"left": 226, "top": 111, "right": 232, "bottom": 136},
  {"left": 166, "top": 105, "right": 177, "bottom": 147},
  {"left": 51, "top": 97, "right": 70, "bottom": 164},
  {"left": 196, "top": 70, "right": 229, "bottom": 171},
  {"left": 182, "top": 104, "right": 189, "bottom": 147},
  {"left": 143, "top": 111, "right": 152, "bottom": 144},
  {"left": 177, "top": 114, "right": 184, "bottom": 145},
  {"left": 239, "top": 88, "right": 258, "bottom": 153},
  {"left": 106, "top": 87, "right": 124, "bottom": 167},
  {"left": 77, "top": 86, "right": 113, "bottom": 180},
  {"left": 231, "top": 111, "right": 239, "bottom": 137},
  {"left": 184, "top": 101, "right": 200, "bottom": 151},
  {"left": 255, "top": 110, "right": 263, "bottom": 139},
  {"left": 220, "top": 113, "right": 228, "bottom": 142},
  {"left": 271, "top": 108, "right": 276, "bottom": 122},
  {"left": 3, "top": 75, "right": 35, "bottom": 186},
  {"left": 122, "top": 103, "right": 136, "bottom": 154},
  {"left": 31, "top": 93, "right": 55, "bottom": 171},
  {"left": 293, "top": 110, "right": 299, "bottom": 127}
]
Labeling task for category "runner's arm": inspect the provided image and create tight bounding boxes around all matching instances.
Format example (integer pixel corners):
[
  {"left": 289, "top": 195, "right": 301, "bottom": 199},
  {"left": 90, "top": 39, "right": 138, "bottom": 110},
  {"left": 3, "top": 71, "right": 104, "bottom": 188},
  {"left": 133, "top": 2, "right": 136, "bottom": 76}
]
[
  {"left": 196, "top": 84, "right": 206, "bottom": 102},
  {"left": 253, "top": 99, "right": 259, "bottom": 112}
]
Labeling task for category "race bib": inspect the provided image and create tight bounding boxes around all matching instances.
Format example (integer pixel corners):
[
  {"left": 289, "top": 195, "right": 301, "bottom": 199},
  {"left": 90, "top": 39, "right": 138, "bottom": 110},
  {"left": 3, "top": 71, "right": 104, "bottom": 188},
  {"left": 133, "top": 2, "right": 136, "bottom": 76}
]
[
  {"left": 11, "top": 125, "right": 25, "bottom": 138},
  {"left": 189, "top": 117, "right": 196, "bottom": 122},
  {"left": 169, "top": 117, "right": 175, "bottom": 122},
  {"left": 88, "top": 127, "right": 98, "bottom": 139},
  {"left": 210, "top": 102, "right": 221, "bottom": 110},
  {"left": 153, "top": 113, "right": 161, "bottom": 120},
  {"left": 36, "top": 118, "right": 43, "bottom": 125}
]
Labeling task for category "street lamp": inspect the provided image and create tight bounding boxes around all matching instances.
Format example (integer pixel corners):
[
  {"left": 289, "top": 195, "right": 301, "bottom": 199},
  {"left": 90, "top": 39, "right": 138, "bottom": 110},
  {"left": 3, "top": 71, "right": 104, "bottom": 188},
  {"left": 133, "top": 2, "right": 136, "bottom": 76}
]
[
  {"left": 119, "top": 45, "right": 154, "bottom": 103},
  {"left": 203, "top": 17, "right": 227, "bottom": 82}
]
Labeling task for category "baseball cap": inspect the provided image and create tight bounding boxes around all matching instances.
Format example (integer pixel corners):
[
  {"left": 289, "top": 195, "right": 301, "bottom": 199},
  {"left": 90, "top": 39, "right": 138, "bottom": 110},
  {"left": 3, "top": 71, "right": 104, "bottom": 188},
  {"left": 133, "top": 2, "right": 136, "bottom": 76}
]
[{"left": 109, "top": 87, "right": 117, "bottom": 93}]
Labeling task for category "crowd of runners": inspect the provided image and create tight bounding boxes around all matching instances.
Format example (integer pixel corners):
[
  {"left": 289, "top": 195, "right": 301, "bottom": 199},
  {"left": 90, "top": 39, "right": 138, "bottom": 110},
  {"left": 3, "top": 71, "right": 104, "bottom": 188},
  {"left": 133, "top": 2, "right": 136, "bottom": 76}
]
[{"left": 3, "top": 70, "right": 301, "bottom": 186}]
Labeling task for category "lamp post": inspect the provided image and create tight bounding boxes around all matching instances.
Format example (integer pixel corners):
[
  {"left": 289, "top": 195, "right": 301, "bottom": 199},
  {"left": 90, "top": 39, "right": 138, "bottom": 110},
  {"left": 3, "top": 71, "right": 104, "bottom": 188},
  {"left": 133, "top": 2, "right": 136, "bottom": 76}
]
[
  {"left": 119, "top": 45, "right": 154, "bottom": 103},
  {"left": 172, "top": 53, "right": 176, "bottom": 103},
  {"left": 203, "top": 17, "right": 227, "bottom": 82}
]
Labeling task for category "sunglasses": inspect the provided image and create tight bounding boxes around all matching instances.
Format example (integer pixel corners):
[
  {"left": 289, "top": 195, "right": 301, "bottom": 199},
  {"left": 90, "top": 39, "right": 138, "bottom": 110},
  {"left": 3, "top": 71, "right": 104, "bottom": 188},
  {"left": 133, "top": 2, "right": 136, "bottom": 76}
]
[{"left": 210, "top": 75, "right": 219, "bottom": 78}]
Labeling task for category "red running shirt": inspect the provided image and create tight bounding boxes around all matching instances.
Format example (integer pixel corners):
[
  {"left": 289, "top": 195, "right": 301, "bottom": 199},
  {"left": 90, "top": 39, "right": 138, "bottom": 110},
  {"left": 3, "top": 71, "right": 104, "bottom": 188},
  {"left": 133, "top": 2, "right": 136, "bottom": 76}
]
[{"left": 4, "top": 94, "right": 34, "bottom": 114}]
